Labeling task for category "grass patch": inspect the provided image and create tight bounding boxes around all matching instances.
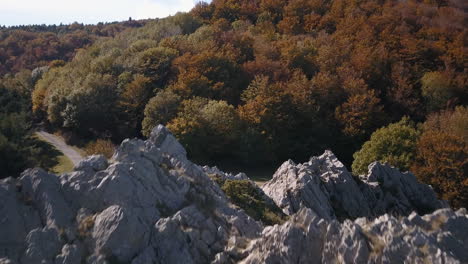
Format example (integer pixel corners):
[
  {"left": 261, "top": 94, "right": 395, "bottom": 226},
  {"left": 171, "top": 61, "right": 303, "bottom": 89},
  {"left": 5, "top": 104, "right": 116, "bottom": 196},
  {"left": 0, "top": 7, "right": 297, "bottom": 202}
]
[
  {"left": 30, "top": 134, "right": 62, "bottom": 170},
  {"left": 215, "top": 178, "right": 288, "bottom": 225},
  {"left": 51, "top": 155, "right": 74, "bottom": 174},
  {"left": 34, "top": 134, "right": 75, "bottom": 174},
  {"left": 213, "top": 161, "right": 278, "bottom": 186}
]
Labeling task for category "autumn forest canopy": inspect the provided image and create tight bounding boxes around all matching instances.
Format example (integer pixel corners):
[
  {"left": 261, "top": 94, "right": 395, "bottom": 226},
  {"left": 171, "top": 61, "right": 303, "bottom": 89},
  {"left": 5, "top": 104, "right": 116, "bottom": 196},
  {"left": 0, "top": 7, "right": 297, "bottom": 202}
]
[{"left": 0, "top": 0, "right": 467, "bottom": 208}]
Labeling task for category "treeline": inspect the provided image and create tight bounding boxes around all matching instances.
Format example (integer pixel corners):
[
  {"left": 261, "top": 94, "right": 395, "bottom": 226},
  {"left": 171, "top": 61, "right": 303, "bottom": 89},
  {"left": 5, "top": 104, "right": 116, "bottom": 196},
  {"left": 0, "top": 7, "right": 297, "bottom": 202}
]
[
  {"left": 0, "top": 20, "right": 146, "bottom": 176},
  {"left": 0, "top": 20, "right": 145, "bottom": 76},
  {"left": 0, "top": 70, "right": 63, "bottom": 178},
  {"left": 2, "top": 0, "right": 467, "bottom": 207}
]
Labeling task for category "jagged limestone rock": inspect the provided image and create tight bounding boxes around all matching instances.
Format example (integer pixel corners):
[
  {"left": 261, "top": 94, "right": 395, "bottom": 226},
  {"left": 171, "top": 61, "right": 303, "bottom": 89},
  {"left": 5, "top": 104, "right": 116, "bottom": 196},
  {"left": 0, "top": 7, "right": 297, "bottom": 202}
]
[
  {"left": 262, "top": 150, "right": 445, "bottom": 219},
  {"left": 55, "top": 243, "right": 83, "bottom": 264},
  {"left": 0, "top": 125, "right": 260, "bottom": 264},
  {"left": 202, "top": 165, "right": 249, "bottom": 181},
  {"left": 0, "top": 126, "right": 465, "bottom": 264},
  {"left": 359, "top": 162, "right": 447, "bottom": 216},
  {"left": 237, "top": 207, "right": 468, "bottom": 264}
]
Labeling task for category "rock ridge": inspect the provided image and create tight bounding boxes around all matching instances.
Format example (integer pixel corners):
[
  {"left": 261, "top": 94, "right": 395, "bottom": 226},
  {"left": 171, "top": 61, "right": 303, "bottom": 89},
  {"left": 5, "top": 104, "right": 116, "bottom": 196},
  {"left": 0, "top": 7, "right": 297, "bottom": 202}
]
[
  {"left": 262, "top": 150, "right": 446, "bottom": 220},
  {"left": 0, "top": 125, "right": 465, "bottom": 264}
]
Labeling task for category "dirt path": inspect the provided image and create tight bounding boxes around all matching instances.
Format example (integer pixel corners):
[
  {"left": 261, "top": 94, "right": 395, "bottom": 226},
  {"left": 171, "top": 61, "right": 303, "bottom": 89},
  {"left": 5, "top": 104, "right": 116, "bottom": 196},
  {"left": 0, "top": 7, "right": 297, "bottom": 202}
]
[{"left": 36, "top": 131, "right": 83, "bottom": 166}]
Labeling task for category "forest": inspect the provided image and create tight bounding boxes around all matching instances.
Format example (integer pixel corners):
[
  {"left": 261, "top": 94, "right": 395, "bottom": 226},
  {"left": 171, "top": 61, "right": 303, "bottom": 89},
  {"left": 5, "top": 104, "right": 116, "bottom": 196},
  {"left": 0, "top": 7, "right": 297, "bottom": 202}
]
[{"left": 0, "top": 0, "right": 467, "bottom": 208}]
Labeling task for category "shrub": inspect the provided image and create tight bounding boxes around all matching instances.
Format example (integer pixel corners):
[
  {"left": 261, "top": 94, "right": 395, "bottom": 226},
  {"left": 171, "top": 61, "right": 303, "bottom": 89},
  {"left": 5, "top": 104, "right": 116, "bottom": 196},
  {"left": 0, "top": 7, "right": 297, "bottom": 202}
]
[
  {"left": 352, "top": 117, "right": 419, "bottom": 175},
  {"left": 167, "top": 98, "right": 241, "bottom": 162},
  {"left": 421, "top": 71, "right": 455, "bottom": 111},
  {"left": 141, "top": 89, "right": 181, "bottom": 137},
  {"left": 219, "top": 179, "right": 287, "bottom": 225},
  {"left": 85, "top": 139, "right": 115, "bottom": 159},
  {"left": 78, "top": 215, "right": 95, "bottom": 239}
]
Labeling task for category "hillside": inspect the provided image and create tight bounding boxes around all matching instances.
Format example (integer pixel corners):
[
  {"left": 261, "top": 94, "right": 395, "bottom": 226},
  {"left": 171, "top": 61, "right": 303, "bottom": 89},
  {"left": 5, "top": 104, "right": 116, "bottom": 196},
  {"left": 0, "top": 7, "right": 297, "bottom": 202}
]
[
  {"left": 0, "top": 20, "right": 145, "bottom": 76},
  {"left": 0, "top": 0, "right": 467, "bottom": 225}
]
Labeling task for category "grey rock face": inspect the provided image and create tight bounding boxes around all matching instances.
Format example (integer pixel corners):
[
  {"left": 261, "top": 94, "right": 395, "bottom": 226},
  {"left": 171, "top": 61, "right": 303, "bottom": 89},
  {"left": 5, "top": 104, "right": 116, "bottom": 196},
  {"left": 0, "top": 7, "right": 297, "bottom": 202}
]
[
  {"left": 92, "top": 205, "right": 150, "bottom": 262},
  {"left": 359, "top": 162, "right": 447, "bottom": 216},
  {"left": 202, "top": 165, "right": 249, "bottom": 181},
  {"left": 54, "top": 243, "right": 82, "bottom": 264},
  {"left": 31, "top": 66, "right": 50, "bottom": 83},
  {"left": 0, "top": 126, "right": 260, "bottom": 264},
  {"left": 74, "top": 155, "right": 108, "bottom": 172},
  {"left": 262, "top": 150, "right": 445, "bottom": 219},
  {"left": 0, "top": 177, "right": 41, "bottom": 260},
  {"left": 20, "top": 227, "right": 62, "bottom": 264},
  {"left": 238, "top": 207, "right": 468, "bottom": 264},
  {"left": 0, "top": 126, "right": 466, "bottom": 264}
]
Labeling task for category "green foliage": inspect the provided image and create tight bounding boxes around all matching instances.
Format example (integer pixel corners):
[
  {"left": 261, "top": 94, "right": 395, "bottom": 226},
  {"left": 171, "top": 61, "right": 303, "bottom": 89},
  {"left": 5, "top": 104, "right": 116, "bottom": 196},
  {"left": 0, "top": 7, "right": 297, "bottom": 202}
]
[
  {"left": 57, "top": 73, "right": 118, "bottom": 135},
  {"left": 421, "top": 71, "right": 455, "bottom": 111},
  {"left": 167, "top": 98, "right": 241, "bottom": 163},
  {"left": 169, "top": 12, "right": 203, "bottom": 34},
  {"left": 0, "top": 21, "right": 143, "bottom": 76},
  {"left": 142, "top": 89, "right": 182, "bottom": 137},
  {"left": 0, "top": 113, "right": 62, "bottom": 178},
  {"left": 0, "top": 132, "right": 28, "bottom": 178},
  {"left": 14, "top": 0, "right": 467, "bottom": 176},
  {"left": 0, "top": 72, "right": 65, "bottom": 178},
  {"left": 118, "top": 74, "right": 153, "bottom": 135},
  {"left": 172, "top": 50, "right": 248, "bottom": 104},
  {"left": 219, "top": 179, "right": 287, "bottom": 225},
  {"left": 135, "top": 47, "right": 178, "bottom": 85},
  {"left": 352, "top": 118, "right": 420, "bottom": 175}
]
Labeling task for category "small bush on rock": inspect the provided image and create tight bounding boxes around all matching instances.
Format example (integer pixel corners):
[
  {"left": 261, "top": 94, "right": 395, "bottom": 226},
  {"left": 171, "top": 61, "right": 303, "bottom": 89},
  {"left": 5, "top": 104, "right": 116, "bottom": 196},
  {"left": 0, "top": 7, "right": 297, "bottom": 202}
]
[
  {"left": 85, "top": 139, "right": 115, "bottom": 159},
  {"left": 219, "top": 179, "right": 287, "bottom": 225},
  {"left": 352, "top": 117, "right": 419, "bottom": 175},
  {"left": 78, "top": 215, "right": 95, "bottom": 239}
]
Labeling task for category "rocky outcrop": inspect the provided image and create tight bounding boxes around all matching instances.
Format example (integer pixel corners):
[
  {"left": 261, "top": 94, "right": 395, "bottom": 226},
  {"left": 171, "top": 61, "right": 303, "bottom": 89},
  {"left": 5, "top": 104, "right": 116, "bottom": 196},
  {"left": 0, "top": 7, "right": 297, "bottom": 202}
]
[
  {"left": 0, "top": 125, "right": 466, "bottom": 264},
  {"left": 262, "top": 150, "right": 446, "bottom": 220},
  {"left": 238, "top": 207, "right": 468, "bottom": 264},
  {"left": 202, "top": 165, "right": 249, "bottom": 181},
  {"left": 0, "top": 125, "right": 260, "bottom": 264}
]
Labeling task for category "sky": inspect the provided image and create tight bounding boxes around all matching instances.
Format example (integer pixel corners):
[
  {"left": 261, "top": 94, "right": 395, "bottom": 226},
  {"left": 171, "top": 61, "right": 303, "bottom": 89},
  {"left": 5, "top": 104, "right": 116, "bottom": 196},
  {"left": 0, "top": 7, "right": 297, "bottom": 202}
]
[{"left": 0, "top": 0, "right": 208, "bottom": 26}]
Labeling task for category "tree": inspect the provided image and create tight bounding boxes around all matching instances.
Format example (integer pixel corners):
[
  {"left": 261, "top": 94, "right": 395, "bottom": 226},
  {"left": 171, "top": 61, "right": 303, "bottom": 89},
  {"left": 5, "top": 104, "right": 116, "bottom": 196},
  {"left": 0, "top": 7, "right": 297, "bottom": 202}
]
[
  {"left": 48, "top": 73, "right": 118, "bottom": 137},
  {"left": 191, "top": 1, "right": 215, "bottom": 23},
  {"left": 167, "top": 98, "right": 241, "bottom": 162},
  {"left": 172, "top": 50, "right": 248, "bottom": 104},
  {"left": 169, "top": 12, "right": 203, "bottom": 35},
  {"left": 421, "top": 71, "right": 456, "bottom": 112},
  {"left": 118, "top": 74, "right": 153, "bottom": 135},
  {"left": 352, "top": 118, "right": 420, "bottom": 175},
  {"left": 411, "top": 106, "right": 468, "bottom": 208},
  {"left": 0, "top": 132, "right": 27, "bottom": 178},
  {"left": 238, "top": 76, "right": 301, "bottom": 161},
  {"left": 335, "top": 90, "right": 386, "bottom": 140},
  {"left": 412, "top": 131, "right": 467, "bottom": 209},
  {"left": 135, "top": 47, "right": 178, "bottom": 86},
  {"left": 142, "top": 89, "right": 182, "bottom": 137}
]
